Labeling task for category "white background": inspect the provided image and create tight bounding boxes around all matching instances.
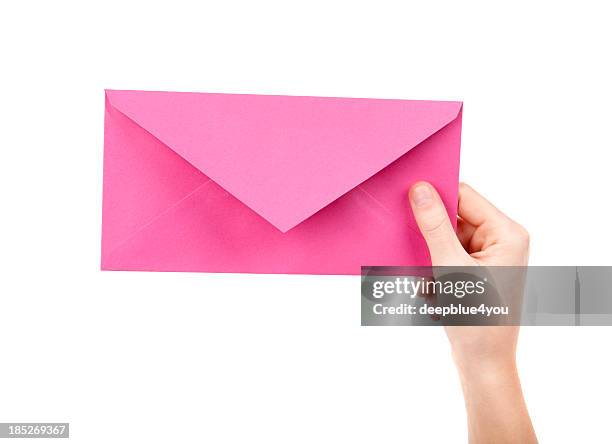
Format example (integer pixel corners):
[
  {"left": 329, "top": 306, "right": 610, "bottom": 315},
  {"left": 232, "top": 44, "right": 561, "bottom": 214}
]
[{"left": 1, "top": 1, "right": 611, "bottom": 442}]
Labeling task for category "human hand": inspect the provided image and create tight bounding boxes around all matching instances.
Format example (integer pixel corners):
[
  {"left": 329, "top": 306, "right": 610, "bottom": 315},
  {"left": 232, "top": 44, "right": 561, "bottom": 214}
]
[
  {"left": 408, "top": 182, "right": 529, "bottom": 268},
  {"left": 408, "top": 182, "right": 536, "bottom": 444},
  {"left": 408, "top": 181, "right": 529, "bottom": 368}
]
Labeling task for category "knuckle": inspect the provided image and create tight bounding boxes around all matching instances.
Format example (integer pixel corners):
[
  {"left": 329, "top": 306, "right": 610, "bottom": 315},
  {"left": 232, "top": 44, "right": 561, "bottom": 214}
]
[
  {"left": 420, "top": 212, "right": 449, "bottom": 235},
  {"left": 511, "top": 223, "right": 530, "bottom": 247}
]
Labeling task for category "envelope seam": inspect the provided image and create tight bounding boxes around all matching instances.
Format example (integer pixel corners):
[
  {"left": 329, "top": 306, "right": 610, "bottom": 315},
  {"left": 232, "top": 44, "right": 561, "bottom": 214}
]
[
  {"left": 356, "top": 186, "right": 426, "bottom": 238},
  {"left": 356, "top": 186, "right": 394, "bottom": 216},
  {"left": 103, "top": 179, "right": 212, "bottom": 260}
]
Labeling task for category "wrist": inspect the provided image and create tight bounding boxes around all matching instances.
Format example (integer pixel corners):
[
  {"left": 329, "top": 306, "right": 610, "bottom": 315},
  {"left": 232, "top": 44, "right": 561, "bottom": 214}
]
[{"left": 453, "top": 352, "right": 518, "bottom": 386}]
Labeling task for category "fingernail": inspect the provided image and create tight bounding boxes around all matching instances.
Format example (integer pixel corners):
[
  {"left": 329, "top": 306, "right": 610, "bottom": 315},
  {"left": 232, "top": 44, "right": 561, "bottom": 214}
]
[{"left": 412, "top": 184, "right": 433, "bottom": 208}]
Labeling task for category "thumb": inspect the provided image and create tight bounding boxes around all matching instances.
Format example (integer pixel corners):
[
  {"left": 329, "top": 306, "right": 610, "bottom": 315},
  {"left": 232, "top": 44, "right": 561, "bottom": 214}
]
[{"left": 409, "top": 182, "right": 465, "bottom": 265}]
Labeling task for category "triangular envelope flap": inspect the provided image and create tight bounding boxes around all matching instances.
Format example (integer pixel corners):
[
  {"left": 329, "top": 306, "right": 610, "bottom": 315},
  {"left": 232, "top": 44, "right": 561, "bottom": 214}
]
[{"left": 106, "top": 90, "right": 462, "bottom": 232}]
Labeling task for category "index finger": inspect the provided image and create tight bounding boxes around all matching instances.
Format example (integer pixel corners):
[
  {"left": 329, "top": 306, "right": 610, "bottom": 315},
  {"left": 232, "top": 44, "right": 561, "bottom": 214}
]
[{"left": 458, "top": 183, "right": 510, "bottom": 227}]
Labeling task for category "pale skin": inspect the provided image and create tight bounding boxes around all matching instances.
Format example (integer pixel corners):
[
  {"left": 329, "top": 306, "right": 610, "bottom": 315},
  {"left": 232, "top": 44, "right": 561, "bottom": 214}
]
[{"left": 408, "top": 182, "right": 537, "bottom": 444}]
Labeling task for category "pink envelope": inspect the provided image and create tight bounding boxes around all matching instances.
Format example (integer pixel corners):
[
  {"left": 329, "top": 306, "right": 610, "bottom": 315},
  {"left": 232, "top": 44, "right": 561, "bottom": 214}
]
[{"left": 101, "top": 90, "right": 462, "bottom": 275}]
